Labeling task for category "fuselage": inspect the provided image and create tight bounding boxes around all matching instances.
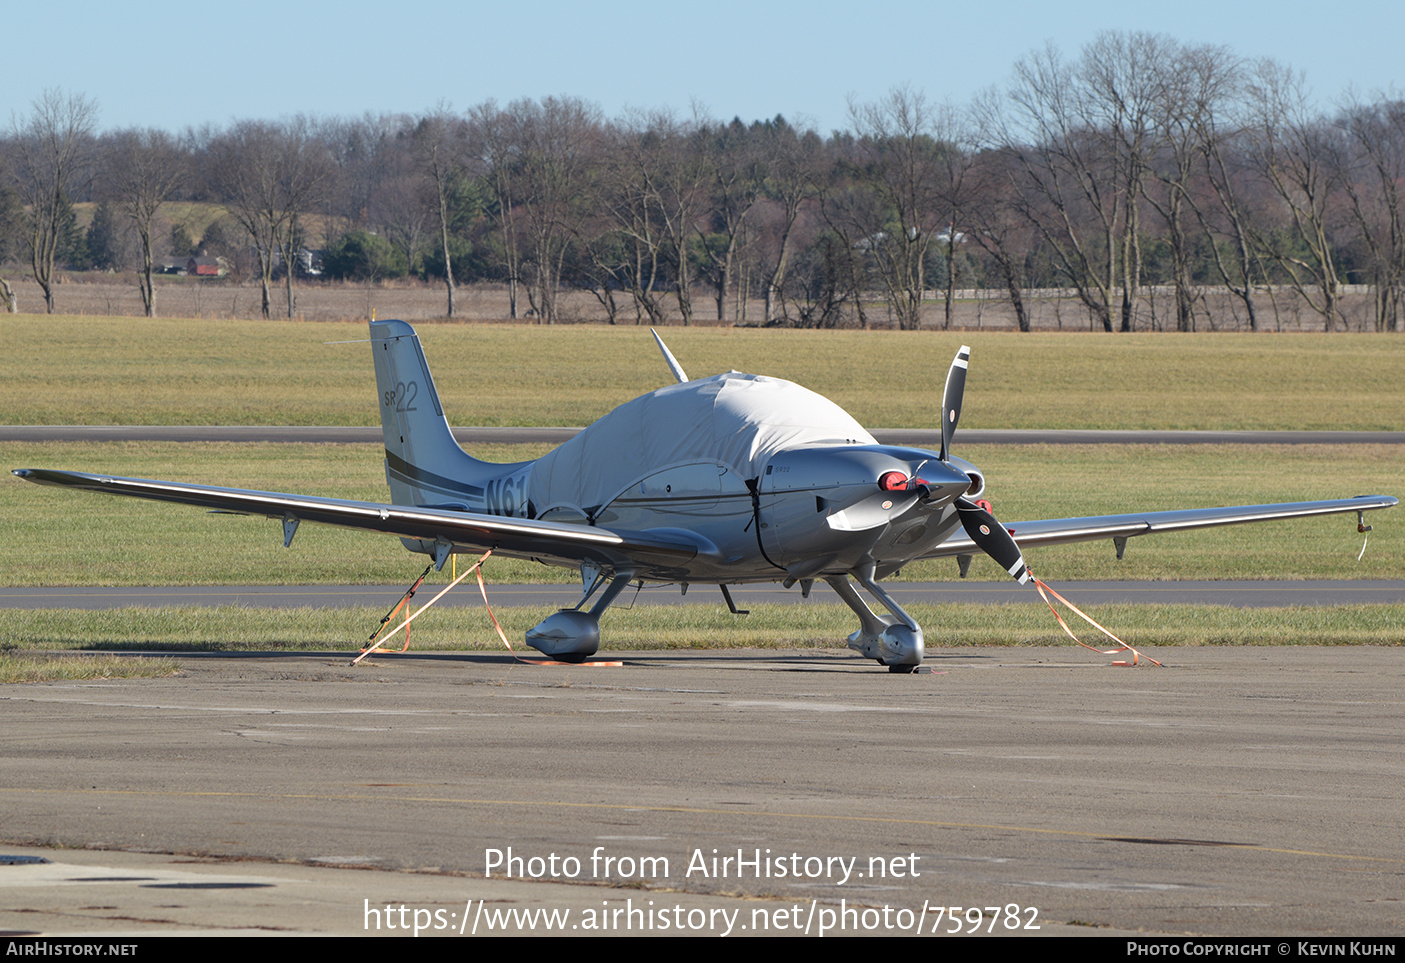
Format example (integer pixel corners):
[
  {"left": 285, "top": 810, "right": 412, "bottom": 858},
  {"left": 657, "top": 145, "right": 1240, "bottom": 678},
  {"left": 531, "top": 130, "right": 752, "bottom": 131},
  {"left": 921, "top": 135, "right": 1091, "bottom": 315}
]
[{"left": 461, "top": 436, "right": 978, "bottom": 584}]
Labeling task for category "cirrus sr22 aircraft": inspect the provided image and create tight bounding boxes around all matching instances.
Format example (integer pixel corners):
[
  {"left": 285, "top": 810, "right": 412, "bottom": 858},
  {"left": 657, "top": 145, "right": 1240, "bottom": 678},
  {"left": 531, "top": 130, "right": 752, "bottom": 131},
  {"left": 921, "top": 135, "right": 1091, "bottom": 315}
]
[{"left": 14, "top": 319, "right": 1397, "bottom": 672}]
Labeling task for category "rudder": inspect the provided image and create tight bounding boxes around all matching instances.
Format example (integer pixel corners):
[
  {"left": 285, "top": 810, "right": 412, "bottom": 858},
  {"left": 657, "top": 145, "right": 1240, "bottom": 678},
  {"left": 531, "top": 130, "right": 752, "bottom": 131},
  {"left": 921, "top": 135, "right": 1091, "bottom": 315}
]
[{"left": 369, "top": 319, "right": 511, "bottom": 511}]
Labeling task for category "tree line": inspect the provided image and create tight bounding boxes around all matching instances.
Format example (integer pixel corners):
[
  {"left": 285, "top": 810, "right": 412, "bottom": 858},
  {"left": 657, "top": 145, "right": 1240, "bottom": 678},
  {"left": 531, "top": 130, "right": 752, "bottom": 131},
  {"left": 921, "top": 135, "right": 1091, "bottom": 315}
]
[{"left": 3, "top": 32, "right": 1402, "bottom": 331}]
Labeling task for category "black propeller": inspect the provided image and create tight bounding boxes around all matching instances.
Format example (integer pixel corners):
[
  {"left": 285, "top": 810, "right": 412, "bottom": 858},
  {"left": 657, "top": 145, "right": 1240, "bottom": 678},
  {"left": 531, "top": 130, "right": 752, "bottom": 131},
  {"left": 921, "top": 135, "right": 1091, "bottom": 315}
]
[
  {"left": 939, "top": 345, "right": 1033, "bottom": 585},
  {"left": 939, "top": 345, "right": 969, "bottom": 464},
  {"left": 955, "top": 496, "right": 1031, "bottom": 584}
]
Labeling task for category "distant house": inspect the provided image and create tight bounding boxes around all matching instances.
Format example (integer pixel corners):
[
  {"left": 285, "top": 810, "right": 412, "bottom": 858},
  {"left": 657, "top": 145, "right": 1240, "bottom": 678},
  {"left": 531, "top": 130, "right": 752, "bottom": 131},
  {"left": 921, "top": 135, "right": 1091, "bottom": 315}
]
[
  {"left": 272, "top": 247, "right": 325, "bottom": 277},
  {"left": 188, "top": 256, "right": 228, "bottom": 277},
  {"left": 154, "top": 255, "right": 230, "bottom": 277}
]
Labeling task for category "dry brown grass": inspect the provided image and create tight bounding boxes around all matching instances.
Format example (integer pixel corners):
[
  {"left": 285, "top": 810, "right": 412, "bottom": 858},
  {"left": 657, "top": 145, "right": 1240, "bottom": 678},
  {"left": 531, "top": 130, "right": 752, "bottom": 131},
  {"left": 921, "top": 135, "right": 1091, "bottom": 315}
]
[{"left": 3, "top": 271, "right": 1389, "bottom": 331}]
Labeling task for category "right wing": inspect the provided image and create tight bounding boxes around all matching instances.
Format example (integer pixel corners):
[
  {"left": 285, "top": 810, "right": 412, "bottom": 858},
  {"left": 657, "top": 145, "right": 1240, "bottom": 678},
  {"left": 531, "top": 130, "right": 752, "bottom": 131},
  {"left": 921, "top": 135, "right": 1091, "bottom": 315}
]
[
  {"left": 925, "top": 495, "right": 1399, "bottom": 557},
  {"left": 12, "top": 469, "right": 712, "bottom": 572}
]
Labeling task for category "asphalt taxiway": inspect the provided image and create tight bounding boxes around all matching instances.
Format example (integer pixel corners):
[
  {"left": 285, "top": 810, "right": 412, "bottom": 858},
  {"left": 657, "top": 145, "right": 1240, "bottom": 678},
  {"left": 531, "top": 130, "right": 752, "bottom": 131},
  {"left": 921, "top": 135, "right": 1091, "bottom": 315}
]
[
  {"left": 3, "top": 645, "right": 1402, "bottom": 937},
  {"left": 5, "top": 424, "right": 1400, "bottom": 936}
]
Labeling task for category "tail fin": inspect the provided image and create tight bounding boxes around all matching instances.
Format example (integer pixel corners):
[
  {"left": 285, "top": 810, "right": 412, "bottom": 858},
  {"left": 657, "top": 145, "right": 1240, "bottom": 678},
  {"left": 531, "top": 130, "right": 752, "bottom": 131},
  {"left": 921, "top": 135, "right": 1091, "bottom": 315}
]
[{"left": 370, "top": 319, "right": 515, "bottom": 511}]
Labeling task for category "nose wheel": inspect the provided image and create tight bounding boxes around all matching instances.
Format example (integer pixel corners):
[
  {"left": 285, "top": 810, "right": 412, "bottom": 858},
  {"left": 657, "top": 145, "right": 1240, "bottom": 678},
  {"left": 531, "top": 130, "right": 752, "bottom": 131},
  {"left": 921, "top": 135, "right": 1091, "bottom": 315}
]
[{"left": 826, "top": 562, "right": 925, "bottom": 670}]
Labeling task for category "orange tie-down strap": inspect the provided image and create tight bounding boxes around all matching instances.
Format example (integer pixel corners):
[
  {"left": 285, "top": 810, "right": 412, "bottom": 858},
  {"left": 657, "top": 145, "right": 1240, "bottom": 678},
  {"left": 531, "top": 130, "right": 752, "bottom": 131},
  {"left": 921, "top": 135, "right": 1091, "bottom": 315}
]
[
  {"left": 1033, "top": 577, "right": 1162, "bottom": 667},
  {"left": 362, "top": 563, "right": 433, "bottom": 653},
  {"left": 353, "top": 550, "right": 622, "bottom": 668}
]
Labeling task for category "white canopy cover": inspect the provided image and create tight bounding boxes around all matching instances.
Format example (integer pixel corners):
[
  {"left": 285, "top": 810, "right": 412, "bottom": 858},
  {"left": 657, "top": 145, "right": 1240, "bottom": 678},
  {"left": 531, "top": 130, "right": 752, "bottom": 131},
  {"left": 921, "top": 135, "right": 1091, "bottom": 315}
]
[{"left": 527, "top": 372, "right": 877, "bottom": 515}]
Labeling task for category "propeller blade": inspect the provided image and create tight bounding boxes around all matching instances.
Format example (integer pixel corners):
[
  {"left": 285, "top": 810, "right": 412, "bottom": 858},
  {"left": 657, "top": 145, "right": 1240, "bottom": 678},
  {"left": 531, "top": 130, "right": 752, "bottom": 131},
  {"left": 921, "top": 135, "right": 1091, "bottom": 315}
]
[
  {"left": 956, "top": 496, "right": 1031, "bottom": 584},
  {"left": 940, "top": 344, "right": 970, "bottom": 463}
]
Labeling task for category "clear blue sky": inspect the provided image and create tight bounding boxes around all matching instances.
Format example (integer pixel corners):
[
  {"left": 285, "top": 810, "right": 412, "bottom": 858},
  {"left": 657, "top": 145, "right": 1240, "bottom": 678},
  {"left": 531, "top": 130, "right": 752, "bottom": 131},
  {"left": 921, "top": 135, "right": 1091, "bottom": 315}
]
[{"left": 8, "top": 0, "right": 1402, "bottom": 134}]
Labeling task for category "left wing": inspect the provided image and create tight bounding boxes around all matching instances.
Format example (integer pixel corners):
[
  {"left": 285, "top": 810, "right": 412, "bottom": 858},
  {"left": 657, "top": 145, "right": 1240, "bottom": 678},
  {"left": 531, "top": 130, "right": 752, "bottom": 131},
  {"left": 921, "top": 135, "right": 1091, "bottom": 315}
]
[
  {"left": 926, "top": 495, "right": 1398, "bottom": 557},
  {"left": 11, "top": 469, "right": 712, "bottom": 570}
]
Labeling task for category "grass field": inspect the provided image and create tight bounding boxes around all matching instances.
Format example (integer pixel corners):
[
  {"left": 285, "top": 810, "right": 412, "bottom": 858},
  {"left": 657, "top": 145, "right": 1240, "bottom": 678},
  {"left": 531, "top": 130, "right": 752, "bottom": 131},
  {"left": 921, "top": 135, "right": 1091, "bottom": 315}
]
[
  {"left": 3, "top": 315, "right": 1399, "bottom": 653},
  {"left": 3, "top": 317, "right": 1403, "bottom": 430},
  {"left": 0, "top": 651, "right": 180, "bottom": 683},
  {"left": 5, "top": 603, "right": 1403, "bottom": 652}
]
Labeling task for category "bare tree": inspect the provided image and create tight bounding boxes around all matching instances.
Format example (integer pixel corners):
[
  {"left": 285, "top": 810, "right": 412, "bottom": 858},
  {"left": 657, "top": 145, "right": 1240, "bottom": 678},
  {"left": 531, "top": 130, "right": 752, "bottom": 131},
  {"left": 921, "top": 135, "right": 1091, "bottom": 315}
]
[
  {"left": 814, "top": 146, "right": 885, "bottom": 329},
  {"left": 509, "top": 97, "right": 604, "bottom": 323},
  {"left": 1181, "top": 52, "right": 1266, "bottom": 330},
  {"left": 0, "top": 183, "right": 21, "bottom": 312},
  {"left": 962, "top": 148, "right": 1034, "bottom": 331},
  {"left": 207, "top": 123, "right": 279, "bottom": 318},
  {"left": 1245, "top": 61, "right": 1346, "bottom": 330},
  {"left": 979, "top": 49, "right": 1120, "bottom": 331},
  {"left": 609, "top": 108, "right": 711, "bottom": 325},
  {"left": 1080, "top": 32, "right": 1175, "bottom": 331},
  {"left": 597, "top": 116, "right": 673, "bottom": 324},
  {"left": 369, "top": 171, "right": 432, "bottom": 275},
  {"left": 272, "top": 118, "right": 329, "bottom": 318},
  {"left": 207, "top": 118, "right": 327, "bottom": 319},
  {"left": 932, "top": 111, "right": 976, "bottom": 330},
  {"left": 415, "top": 107, "right": 468, "bottom": 318},
  {"left": 1140, "top": 42, "right": 1238, "bottom": 331},
  {"left": 1335, "top": 94, "right": 1405, "bottom": 331},
  {"left": 9, "top": 89, "right": 98, "bottom": 313},
  {"left": 756, "top": 120, "right": 823, "bottom": 324},
  {"left": 847, "top": 85, "right": 956, "bottom": 329},
  {"left": 469, "top": 101, "right": 524, "bottom": 318},
  {"left": 695, "top": 118, "right": 764, "bottom": 320},
  {"left": 105, "top": 128, "right": 185, "bottom": 316}
]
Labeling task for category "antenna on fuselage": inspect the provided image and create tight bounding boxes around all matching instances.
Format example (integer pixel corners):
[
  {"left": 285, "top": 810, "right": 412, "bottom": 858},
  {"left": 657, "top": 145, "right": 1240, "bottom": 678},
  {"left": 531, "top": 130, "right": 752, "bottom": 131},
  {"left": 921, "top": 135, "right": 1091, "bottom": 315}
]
[{"left": 651, "top": 329, "right": 689, "bottom": 384}]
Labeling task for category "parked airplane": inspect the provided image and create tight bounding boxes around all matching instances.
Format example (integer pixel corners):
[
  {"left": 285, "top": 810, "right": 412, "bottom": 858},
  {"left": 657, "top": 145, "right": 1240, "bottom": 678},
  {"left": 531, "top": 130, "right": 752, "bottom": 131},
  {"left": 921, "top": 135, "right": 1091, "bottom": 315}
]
[{"left": 14, "top": 319, "right": 1396, "bottom": 671}]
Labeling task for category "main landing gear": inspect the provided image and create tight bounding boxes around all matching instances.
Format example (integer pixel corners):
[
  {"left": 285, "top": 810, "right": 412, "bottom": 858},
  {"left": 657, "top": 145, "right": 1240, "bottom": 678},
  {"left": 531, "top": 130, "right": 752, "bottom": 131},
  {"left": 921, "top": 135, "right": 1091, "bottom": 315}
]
[{"left": 525, "top": 571, "right": 635, "bottom": 663}]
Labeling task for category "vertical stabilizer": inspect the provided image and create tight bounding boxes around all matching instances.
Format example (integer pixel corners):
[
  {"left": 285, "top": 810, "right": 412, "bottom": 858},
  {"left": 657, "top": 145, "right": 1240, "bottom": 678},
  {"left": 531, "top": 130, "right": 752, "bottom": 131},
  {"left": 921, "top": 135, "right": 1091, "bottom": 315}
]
[{"left": 369, "top": 319, "right": 526, "bottom": 512}]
